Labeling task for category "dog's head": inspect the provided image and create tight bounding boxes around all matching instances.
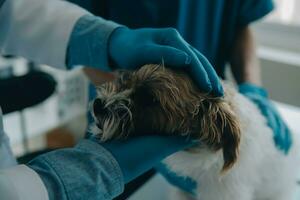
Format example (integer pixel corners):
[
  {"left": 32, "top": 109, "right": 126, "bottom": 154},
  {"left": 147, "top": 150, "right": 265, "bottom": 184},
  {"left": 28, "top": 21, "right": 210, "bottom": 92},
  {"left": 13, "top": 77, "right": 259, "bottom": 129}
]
[{"left": 92, "top": 64, "right": 241, "bottom": 172}]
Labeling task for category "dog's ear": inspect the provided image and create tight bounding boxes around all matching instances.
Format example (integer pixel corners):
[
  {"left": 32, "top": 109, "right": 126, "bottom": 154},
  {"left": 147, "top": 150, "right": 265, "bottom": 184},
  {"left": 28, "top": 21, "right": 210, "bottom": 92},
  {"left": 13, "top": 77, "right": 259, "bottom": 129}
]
[
  {"left": 198, "top": 99, "right": 241, "bottom": 173},
  {"left": 217, "top": 102, "right": 241, "bottom": 173}
]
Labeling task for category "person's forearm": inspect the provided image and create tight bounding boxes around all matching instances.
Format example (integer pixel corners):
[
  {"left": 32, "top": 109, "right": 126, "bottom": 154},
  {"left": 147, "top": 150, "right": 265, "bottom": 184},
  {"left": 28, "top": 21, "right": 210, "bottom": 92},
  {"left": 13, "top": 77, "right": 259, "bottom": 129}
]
[
  {"left": 230, "top": 26, "right": 261, "bottom": 85},
  {"left": 0, "top": 140, "right": 124, "bottom": 200},
  {"left": 26, "top": 135, "right": 193, "bottom": 199},
  {"left": 28, "top": 139, "right": 124, "bottom": 200}
]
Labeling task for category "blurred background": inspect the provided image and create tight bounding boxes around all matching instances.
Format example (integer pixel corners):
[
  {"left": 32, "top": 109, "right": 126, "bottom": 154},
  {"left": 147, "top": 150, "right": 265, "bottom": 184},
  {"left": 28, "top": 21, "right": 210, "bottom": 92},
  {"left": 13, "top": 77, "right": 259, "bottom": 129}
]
[
  {"left": 0, "top": 0, "right": 299, "bottom": 199},
  {"left": 253, "top": 0, "right": 300, "bottom": 107}
]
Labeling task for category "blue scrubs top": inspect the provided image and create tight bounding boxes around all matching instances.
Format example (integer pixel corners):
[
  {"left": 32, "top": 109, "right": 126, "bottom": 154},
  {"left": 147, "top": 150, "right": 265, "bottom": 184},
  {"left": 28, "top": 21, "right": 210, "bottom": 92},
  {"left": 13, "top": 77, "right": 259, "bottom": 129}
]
[
  {"left": 68, "top": 0, "right": 274, "bottom": 133},
  {"left": 70, "top": 0, "right": 274, "bottom": 78}
]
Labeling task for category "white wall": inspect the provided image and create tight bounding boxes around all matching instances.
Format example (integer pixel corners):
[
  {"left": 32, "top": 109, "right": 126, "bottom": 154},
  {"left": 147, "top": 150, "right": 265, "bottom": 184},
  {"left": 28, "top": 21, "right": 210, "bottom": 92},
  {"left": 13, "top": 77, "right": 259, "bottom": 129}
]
[{"left": 253, "top": 23, "right": 300, "bottom": 107}]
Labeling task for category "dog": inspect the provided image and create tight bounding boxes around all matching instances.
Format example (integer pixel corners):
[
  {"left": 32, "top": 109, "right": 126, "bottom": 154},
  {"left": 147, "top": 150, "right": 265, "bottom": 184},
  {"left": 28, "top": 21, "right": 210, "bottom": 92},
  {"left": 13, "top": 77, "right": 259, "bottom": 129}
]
[{"left": 91, "top": 64, "right": 300, "bottom": 200}]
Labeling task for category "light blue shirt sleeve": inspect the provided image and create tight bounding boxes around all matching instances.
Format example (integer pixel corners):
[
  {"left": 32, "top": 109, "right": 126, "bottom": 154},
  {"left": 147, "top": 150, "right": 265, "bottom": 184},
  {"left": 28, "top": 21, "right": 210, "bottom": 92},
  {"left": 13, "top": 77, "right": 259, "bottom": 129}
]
[
  {"left": 67, "top": 14, "right": 121, "bottom": 71},
  {"left": 237, "top": 0, "right": 274, "bottom": 27},
  {"left": 27, "top": 139, "right": 124, "bottom": 200}
]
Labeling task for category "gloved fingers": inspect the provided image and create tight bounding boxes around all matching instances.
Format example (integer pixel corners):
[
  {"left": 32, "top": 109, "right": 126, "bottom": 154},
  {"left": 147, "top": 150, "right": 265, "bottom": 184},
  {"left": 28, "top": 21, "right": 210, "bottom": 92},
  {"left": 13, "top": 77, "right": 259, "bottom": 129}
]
[
  {"left": 279, "top": 121, "right": 291, "bottom": 153},
  {"left": 156, "top": 28, "right": 212, "bottom": 93},
  {"left": 283, "top": 125, "right": 292, "bottom": 154},
  {"left": 258, "top": 102, "right": 278, "bottom": 132},
  {"left": 251, "top": 97, "right": 278, "bottom": 132},
  {"left": 273, "top": 116, "right": 286, "bottom": 151},
  {"left": 264, "top": 102, "right": 285, "bottom": 136},
  {"left": 187, "top": 58, "right": 213, "bottom": 93},
  {"left": 239, "top": 84, "right": 292, "bottom": 154},
  {"left": 138, "top": 45, "right": 191, "bottom": 68},
  {"left": 189, "top": 45, "right": 224, "bottom": 96},
  {"left": 256, "top": 99, "right": 291, "bottom": 153},
  {"left": 258, "top": 104, "right": 286, "bottom": 152},
  {"left": 273, "top": 113, "right": 292, "bottom": 153}
]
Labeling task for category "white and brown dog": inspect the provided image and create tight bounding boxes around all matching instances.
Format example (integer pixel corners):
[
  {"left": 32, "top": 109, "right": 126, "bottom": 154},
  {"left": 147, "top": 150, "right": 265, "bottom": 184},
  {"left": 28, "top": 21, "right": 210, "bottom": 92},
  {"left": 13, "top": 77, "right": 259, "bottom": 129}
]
[{"left": 91, "top": 64, "right": 300, "bottom": 200}]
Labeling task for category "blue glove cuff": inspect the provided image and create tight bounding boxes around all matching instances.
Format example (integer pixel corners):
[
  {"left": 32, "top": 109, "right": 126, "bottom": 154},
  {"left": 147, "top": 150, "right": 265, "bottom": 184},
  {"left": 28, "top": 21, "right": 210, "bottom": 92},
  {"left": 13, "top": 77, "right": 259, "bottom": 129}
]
[
  {"left": 67, "top": 14, "right": 120, "bottom": 71},
  {"left": 238, "top": 83, "right": 268, "bottom": 98}
]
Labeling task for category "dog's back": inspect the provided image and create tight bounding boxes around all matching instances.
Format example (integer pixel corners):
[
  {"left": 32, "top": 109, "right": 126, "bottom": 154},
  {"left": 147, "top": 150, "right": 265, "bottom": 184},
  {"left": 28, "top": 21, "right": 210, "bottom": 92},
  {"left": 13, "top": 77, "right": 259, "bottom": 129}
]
[{"left": 163, "top": 84, "right": 300, "bottom": 200}]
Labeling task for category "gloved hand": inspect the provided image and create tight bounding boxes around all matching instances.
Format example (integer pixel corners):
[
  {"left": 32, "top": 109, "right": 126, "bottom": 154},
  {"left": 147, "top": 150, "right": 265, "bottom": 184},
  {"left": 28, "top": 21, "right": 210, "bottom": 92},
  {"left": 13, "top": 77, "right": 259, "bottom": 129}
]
[
  {"left": 99, "top": 135, "right": 197, "bottom": 183},
  {"left": 239, "top": 83, "right": 292, "bottom": 154},
  {"left": 68, "top": 16, "right": 222, "bottom": 95},
  {"left": 108, "top": 27, "right": 223, "bottom": 96},
  {"left": 155, "top": 162, "right": 197, "bottom": 195}
]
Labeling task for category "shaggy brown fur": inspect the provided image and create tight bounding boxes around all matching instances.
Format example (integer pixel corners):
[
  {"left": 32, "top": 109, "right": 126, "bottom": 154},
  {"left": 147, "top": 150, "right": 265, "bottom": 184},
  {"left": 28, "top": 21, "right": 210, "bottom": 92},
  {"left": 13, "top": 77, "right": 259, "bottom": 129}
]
[{"left": 92, "top": 64, "right": 241, "bottom": 172}]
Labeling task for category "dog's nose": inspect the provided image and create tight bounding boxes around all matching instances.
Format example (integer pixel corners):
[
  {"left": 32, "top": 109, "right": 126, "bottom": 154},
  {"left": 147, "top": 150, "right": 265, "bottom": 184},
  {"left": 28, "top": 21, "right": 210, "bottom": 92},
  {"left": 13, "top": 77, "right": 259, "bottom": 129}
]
[{"left": 93, "top": 98, "right": 105, "bottom": 114}]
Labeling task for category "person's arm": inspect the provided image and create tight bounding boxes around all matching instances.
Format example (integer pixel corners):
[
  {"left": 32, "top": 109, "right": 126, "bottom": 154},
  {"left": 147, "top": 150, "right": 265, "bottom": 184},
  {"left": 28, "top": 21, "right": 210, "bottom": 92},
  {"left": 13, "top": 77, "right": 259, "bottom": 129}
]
[
  {"left": 230, "top": 26, "right": 261, "bottom": 85},
  {"left": 231, "top": 0, "right": 275, "bottom": 85},
  {"left": 0, "top": 136, "right": 195, "bottom": 200}
]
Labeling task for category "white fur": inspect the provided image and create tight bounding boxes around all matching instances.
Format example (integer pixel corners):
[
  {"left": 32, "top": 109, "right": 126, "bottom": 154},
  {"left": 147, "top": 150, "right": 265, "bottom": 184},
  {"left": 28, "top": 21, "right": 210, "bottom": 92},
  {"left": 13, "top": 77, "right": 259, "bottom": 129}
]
[{"left": 163, "top": 87, "right": 300, "bottom": 200}]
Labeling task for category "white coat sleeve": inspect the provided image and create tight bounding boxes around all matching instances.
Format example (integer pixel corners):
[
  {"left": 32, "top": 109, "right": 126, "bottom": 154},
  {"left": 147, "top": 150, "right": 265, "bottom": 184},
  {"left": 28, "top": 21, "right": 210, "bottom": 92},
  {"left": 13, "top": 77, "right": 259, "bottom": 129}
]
[
  {"left": 0, "top": 0, "right": 90, "bottom": 69},
  {"left": 0, "top": 165, "right": 49, "bottom": 200}
]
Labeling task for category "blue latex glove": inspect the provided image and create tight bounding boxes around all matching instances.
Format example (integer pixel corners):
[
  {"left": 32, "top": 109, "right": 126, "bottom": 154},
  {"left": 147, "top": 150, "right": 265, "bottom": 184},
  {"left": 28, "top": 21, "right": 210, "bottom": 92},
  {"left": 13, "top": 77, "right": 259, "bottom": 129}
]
[
  {"left": 156, "top": 162, "right": 197, "bottom": 195},
  {"left": 97, "top": 135, "right": 196, "bottom": 183},
  {"left": 108, "top": 27, "right": 223, "bottom": 96},
  {"left": 239, "top": 83, "right": 292, "bottom": 154}
]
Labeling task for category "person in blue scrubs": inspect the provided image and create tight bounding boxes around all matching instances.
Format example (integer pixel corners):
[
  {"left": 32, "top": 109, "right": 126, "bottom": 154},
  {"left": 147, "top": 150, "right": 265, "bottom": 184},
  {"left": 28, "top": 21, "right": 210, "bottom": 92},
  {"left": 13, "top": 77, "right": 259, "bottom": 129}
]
[
  {"left": 70, "top": 0, "right": 290, "bottom": 152},
  {"left": 68, "top": 0, "right": 292, "bottom": 195}
]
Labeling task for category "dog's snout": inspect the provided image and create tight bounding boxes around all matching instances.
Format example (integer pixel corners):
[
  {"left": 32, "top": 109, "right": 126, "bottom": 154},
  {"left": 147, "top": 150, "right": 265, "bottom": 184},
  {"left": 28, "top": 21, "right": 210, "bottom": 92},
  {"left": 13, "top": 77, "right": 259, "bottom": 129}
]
[{"left": 93, "top": 98, "right": 105, "bottom": 114}]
